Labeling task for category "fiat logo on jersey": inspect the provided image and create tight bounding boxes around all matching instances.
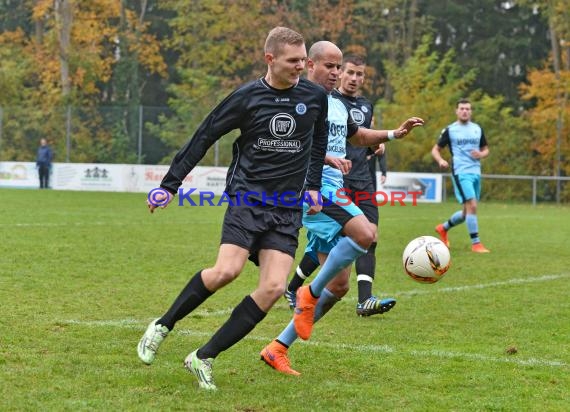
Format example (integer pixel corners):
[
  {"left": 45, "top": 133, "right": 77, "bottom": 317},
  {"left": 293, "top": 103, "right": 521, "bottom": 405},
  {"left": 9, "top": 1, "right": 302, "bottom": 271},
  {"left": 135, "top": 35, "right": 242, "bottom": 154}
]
[
  {"left": 349, "top": 108, "right": 365, "bottom": 126},
  {"left": 269, "top": 113, "right": 296, "bottom": 139}
]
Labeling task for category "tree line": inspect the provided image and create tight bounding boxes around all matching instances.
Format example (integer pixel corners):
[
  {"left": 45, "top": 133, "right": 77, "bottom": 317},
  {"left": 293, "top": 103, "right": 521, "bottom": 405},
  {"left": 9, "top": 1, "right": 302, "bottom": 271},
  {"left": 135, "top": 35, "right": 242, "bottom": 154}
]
[{"left": 0, "top": 0, "right": 568, "bottom": 199}]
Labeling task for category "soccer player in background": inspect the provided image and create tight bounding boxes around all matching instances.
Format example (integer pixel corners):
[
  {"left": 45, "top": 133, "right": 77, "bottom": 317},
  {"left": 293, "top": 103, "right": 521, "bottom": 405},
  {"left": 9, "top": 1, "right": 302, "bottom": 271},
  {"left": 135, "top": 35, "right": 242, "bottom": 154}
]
[
  {"left": 432, "top": 98, "right": 490, "bottom": 253},
  {"left": 136, "top": 26, "right": 329, "bottom": 390},
  {"left": 284, "top": 54, "right": 396, "bottom": 317},
  {"left": 260, "top": 41, "right": 424, "bottom": 375}
]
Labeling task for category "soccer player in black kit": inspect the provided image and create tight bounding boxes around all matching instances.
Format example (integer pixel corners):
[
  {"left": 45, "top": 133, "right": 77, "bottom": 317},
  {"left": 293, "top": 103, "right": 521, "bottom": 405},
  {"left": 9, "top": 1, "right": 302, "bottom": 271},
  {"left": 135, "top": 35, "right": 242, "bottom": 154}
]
[{"left": 136, "top": 26, "right": 328, "bottom": 390}]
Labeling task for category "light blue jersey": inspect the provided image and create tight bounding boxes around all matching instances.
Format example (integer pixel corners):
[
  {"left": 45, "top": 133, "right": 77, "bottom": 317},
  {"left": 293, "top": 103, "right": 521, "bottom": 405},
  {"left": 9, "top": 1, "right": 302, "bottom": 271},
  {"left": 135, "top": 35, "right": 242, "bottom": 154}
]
[
  {"left": 320, "top": 94, "right": 359, "bottom": 189},
  {"left": 437, "top": 121, "right": 488, "bottom": 175},
  {"left": 302, "top": 93, "right": 361, "bottom": 254}
]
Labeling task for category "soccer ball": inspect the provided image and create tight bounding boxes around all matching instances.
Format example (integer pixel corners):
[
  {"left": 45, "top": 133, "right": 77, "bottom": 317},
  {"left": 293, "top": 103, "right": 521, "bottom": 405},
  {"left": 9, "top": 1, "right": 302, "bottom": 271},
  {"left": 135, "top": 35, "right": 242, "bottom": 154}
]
[{"left": 402, "top": 236, "right": 451, "bottom": 284}]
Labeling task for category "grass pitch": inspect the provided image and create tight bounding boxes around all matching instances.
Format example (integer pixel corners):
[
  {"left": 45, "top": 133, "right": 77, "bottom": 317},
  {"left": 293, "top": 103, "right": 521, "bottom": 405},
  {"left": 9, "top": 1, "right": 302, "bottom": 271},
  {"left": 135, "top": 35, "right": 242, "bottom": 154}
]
[{"left": 1, "top": 188, "right": 568, "bottom": 411}]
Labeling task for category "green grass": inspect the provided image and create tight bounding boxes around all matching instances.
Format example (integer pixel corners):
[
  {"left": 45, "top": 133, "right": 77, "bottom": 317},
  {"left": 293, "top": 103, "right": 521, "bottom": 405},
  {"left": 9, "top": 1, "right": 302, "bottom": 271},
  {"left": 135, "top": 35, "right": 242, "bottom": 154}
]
[{"left": 1, "top": 188, "right": 569, "bottom": 411}]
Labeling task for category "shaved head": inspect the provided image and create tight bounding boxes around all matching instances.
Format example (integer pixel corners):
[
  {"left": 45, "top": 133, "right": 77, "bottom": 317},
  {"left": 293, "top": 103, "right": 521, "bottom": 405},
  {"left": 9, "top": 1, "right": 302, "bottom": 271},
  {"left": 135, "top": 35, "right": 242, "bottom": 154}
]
[{"left": 308, "top": 41, "right": 342, "bottom": 62}]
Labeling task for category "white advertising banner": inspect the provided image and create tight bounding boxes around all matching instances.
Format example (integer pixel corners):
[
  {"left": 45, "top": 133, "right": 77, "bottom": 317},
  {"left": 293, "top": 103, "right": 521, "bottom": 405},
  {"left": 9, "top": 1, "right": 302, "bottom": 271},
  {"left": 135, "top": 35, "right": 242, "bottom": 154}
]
[
  {"left": 1, "top": 162, "right": 442, "bottom": 203},
  {"left": 378, "top": 171, "right": 442, "bottom": 203},
  {"left": 53, "top": 163, "right": 126, "bottom": 191},
  {"left": 0, "top": 162, "right": 230, "bottom": 195},
  {"left": 0, "top": 161, "right": 40, "bottom": 188}
]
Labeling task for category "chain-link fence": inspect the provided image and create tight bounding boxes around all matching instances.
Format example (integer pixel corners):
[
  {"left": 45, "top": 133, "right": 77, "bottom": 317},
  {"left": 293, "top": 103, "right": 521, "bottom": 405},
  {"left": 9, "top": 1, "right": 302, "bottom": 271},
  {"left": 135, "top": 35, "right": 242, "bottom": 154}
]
[
  {"left": 0, "top": 105, "right": 218, "bottom": 166},
  {"left": 443, "top": 174, "right": 570, "bottom": 204},
  {"left": 0, "top": 104, "right": 238, "bottom": 167},
  {"left": 1, "top": 105, "right": 568, "bottom": 204}
]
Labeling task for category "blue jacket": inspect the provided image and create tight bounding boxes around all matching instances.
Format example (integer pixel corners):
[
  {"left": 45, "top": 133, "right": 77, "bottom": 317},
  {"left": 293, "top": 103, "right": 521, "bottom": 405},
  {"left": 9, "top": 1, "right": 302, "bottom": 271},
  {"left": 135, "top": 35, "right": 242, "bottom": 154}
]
[{"left": 36, "top": 145, "right": 53, "bottom": 166}]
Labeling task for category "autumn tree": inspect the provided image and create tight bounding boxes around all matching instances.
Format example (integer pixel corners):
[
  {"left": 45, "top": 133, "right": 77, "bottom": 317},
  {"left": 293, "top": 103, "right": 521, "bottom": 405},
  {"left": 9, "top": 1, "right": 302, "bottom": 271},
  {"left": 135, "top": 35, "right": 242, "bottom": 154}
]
[
  {"left": 378, "top": 35, "right": 532, "bottom": 202},
  {"left": 0, "top": 0, "right": 166, "bottom": 162},
  {"left": 425, "top": 0, "right": 550, "bottom": 109},
  {"left": 342, "top": 0, "right": 428, "bottom": 101},
  {"left": 518, "top": 0, "right": 570, "bottom": 201},
  {"left": 0, "top": 29, "right": 37, "bottom": 160},
  {"left": 377, "top": 35, "right": 478, "bottom": 172},
  {"left": 153, "top": 0, "right": 307, "bottom": 164}
]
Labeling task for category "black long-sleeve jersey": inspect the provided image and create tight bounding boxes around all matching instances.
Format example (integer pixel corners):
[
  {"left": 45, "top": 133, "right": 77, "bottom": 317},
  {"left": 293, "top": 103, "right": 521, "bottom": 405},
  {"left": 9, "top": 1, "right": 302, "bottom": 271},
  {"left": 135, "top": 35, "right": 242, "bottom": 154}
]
[
  {"left": 160, "top": 77, "right": 329, "bottom": 208},
  {"left": 333, "top": 89, "right": 377, "bottom": 182}
]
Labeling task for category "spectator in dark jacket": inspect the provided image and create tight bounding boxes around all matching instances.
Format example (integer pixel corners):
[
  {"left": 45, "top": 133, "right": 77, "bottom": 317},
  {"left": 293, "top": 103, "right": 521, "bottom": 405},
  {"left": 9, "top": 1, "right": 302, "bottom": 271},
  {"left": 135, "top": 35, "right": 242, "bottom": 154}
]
[{"left": 36, "top": 138, "right": 53, "bottom": 189}]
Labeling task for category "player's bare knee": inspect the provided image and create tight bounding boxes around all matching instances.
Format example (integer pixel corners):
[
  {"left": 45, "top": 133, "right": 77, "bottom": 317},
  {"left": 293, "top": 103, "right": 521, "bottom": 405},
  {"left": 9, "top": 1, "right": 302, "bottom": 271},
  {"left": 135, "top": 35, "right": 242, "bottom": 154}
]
[
  {"left": 211, "top": 267, "right": 241, "bottom": 285},
  {"left": 369, "top": 223, "right": 378, "bottom": 243},
  {"left": 344, "top": 217, "right": 375, "bottom": 248},
  {"left": 352, "top": 228, "right": 374, "bottom": 249},
  {"left": 365, "top": 225, "right": 376, "bottom": 244},
  {"left": 263, "top": 281, "right": 286, "bottom": 301},
  {"left": 328, "top": 282, "right": 349, "bottom": 297},
  {"left": 327, "top": 269, "right": 350, "bottom": 297}
]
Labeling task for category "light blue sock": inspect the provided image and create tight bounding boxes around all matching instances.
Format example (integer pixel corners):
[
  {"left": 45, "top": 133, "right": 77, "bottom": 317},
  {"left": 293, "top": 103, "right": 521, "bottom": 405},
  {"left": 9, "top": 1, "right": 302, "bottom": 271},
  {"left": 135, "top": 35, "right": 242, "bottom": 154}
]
[
  {"left": 465, "top": 214, "right": 480, "bottom": 243},
  {"left": 276, "top": 319, "right": 298, "bottom": 347},
  {"left": 310, "top": 237, "right": 367, "bottom": 296},
  {"left": 314, "top": 288, "right": 341, "bottom": 321},
  {"left": 277, "top": 288, "right": 340, "bottom": 346},
  {"left": 443, "top": 210, "right": 464, "bottom": 230}
]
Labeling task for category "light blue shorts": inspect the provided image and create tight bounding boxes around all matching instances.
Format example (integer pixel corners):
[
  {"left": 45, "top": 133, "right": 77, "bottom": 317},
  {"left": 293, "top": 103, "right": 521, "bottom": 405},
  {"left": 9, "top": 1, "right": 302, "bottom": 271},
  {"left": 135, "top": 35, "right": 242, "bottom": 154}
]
[
  {"left": 452, "top": 173, "right": 481, "bottom": 203},
  {"left": 304, "top": 231, "right": 342, "bottom": 258},
  {"left": 302, "top": 182, "right": 364, "bottom": 256}
]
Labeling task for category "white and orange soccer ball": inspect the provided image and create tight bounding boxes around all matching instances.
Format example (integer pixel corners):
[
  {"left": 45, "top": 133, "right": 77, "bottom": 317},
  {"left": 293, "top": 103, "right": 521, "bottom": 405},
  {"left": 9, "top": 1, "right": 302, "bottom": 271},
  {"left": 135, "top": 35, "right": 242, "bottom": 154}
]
[{"left": 402, "top": 236, "right": 451, "bottom": 284}]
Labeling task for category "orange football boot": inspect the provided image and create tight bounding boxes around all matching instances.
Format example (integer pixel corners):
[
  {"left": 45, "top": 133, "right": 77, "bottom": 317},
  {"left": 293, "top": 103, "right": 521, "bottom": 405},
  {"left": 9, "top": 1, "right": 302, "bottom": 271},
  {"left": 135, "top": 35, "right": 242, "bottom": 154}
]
[
  {"left": 293, "top": 286, "right": 318, "bottom": 340},
  {"left": 435, "top": 224, "right": 450, "bottom": 248},
  {"left": 472, "top": 243, "right": 490, "bottom": 253},
  {"left": 260, "top": 340, "right": 300, "bottom": 376}
]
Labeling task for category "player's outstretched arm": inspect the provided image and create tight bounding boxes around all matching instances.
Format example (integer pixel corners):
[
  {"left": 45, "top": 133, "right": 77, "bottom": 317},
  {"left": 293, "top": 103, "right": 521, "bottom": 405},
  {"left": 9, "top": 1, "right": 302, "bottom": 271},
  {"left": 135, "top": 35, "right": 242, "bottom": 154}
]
[
  {"left": 348, "top": 116, "right": 424, "bottom": 147},
  {"left": 394, "top": 117, "right": 425, "bottom": 139}
]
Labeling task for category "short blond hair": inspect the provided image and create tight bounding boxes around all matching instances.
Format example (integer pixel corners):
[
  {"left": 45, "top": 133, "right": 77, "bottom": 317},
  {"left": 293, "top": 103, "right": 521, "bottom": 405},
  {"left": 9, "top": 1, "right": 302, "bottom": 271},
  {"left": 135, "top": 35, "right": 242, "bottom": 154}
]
[{"left": 264, "top": 26, "right": 304, "bottom": 56}]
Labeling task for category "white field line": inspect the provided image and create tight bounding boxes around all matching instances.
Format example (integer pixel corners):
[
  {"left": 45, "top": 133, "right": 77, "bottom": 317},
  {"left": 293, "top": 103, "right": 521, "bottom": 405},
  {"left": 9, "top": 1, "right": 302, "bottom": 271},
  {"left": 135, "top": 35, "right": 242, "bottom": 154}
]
[
  {"left": 380, "top": 214, "right": 546, "bottom": 222},
  {"left": 65, "top": 318, "right": 567, "bottom": 368},
  {"left": 1, "top": 222, "right": 109, "bottom": 227},
  {"left": 153, "top": 272, "right": 568, "bottom": 311},
  {"left": 186, "top": 273, "right": 570, "bottom": 307},
  {"left": 389, "top": 273, "right": 570, "bottom": 298},
  {"left": 1, "top": 220, "right": 219, "bottom": 227},
  {"left": 68, "top": 274, "right": 570, "bottom": 320},
  {"left": 64, "top": 274, "right": 569, "bottom": 368},
  {"left": 5, "top": 208, "right": 558, "bottom": 227}
]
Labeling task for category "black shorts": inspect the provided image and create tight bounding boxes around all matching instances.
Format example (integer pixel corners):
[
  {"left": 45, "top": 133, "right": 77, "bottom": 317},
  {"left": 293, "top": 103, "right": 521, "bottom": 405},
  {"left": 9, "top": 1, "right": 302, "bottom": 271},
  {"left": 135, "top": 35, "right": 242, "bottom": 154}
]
[
  {"left": 220, "top": 204, "right": 302, "bottom": 266},
  {"left": 343, "top": 178, "right": 379, "bottom": 225}
]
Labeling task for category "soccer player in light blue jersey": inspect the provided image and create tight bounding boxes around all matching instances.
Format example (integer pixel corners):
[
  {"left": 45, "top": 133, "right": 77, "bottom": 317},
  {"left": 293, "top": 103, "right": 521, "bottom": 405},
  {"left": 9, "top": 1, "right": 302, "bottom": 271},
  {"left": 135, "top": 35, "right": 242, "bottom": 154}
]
[
  {"left": 432, "top": 98, "right": 490, "bottom": 253},
  {"left": 260, "top": 41, "right": 424, "bottom": 375},
  {"left": 283, "top": 55, "right": 396, "bottom": 317}
]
